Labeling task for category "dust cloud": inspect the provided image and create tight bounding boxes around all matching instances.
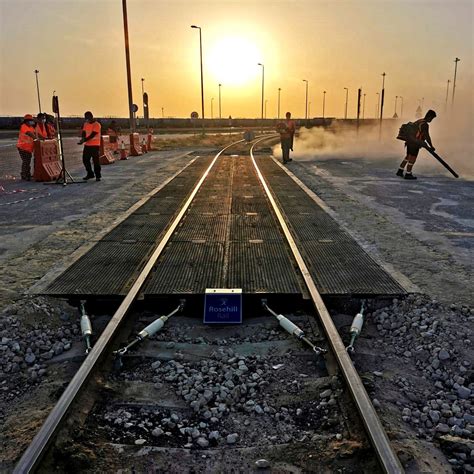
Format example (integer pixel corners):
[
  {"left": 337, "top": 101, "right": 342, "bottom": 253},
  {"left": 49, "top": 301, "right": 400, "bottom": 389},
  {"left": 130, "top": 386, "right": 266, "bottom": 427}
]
[{"left": 274, "top": 90, "right": 473, "bottom": 180}]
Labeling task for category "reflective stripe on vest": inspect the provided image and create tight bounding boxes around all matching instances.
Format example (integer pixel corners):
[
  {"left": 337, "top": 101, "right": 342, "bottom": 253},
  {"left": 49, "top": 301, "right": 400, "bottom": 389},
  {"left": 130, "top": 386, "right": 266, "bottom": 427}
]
[{"left": 17, "top": 124, "right": 36, "bottom": 152}]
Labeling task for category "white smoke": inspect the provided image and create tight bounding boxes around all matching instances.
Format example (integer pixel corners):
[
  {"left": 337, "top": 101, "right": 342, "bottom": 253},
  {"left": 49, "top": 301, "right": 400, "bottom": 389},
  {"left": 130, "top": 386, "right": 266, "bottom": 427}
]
[{"left": 273, "top": 90, "right": 473, "bottom": 180}]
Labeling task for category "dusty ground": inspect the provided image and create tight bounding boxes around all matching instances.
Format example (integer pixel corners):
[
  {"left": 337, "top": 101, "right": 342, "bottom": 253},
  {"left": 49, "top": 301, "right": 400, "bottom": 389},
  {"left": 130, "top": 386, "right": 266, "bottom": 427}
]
[{"left": 0, "top": 135, "right": 472, "bottom": 472}]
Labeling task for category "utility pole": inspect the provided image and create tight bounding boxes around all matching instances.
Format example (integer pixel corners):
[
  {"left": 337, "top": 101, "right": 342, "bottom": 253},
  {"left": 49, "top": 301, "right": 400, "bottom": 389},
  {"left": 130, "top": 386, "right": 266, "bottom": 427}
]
[
  {"left": 191, "top": 25, "right": 205, "bottom": 132},
  {"left": 122, "top": 0, "right": 135, "bottom": 131},
  {"left": 452, "top": 57, "right": 460, "bottom": 107},
  {"left": 258, "top": 63, "right": 264, "bottom": 120},
  {"left": 218, "top": 83, "right": 222, "bottom": 119},
  {"left": 344, "top": 87, "right": 348, "bottom": 119},
  {"left": 277, "top": 88, "right": 281, "bottom": 119}
]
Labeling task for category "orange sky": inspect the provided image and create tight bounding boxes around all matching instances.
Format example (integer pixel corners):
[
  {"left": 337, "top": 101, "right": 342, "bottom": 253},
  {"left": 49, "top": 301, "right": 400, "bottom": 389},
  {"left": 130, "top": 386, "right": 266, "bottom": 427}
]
[{"left": 0, "top": 0, "right": 472, "bottom": 119}]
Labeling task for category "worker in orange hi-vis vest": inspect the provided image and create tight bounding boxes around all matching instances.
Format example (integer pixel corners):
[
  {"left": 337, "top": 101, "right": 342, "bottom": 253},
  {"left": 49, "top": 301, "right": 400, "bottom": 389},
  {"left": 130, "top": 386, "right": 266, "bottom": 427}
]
[
  {"left": 35, "top": 113, "right": 48, "bottom": 140},
  {"left": 78, "top": 111, "right": 102, "bottom": 181},
  {"left": 16, "top": 114, "right": 38, "bottom": 180},
  {"left": 276, "top": 112, "right": 296, "bottom": 164}
]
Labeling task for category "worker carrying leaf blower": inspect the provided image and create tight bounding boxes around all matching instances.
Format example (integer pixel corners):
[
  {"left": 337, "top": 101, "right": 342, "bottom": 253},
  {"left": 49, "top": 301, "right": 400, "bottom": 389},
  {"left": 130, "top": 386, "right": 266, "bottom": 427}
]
[
  {"left": 396, "top": 109, "right": 459, "bottom": 179},
  {"left": 396, "top": 109, "right": 437, "bottom": 180}
]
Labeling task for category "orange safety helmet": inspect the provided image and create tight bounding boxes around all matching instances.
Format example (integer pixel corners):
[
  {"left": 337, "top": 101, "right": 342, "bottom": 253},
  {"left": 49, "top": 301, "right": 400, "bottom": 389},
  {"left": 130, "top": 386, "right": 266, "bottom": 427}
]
[{"left": 24, "top": 114, "right": 34, "bottom": 120}]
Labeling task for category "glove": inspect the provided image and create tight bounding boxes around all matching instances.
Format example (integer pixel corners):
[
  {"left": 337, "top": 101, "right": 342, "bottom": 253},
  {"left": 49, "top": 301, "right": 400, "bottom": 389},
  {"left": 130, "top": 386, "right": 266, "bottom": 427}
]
[{"left": 77, "top": 139, "right": 84, "bottom": 145}]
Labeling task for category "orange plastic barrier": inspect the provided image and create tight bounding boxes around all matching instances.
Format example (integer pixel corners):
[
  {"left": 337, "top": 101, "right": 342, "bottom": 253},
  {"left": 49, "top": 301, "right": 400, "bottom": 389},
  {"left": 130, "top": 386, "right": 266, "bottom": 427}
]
[
  {"left": 33, "top": 139, "right": 62, "bottom": 182},
  {"left": 147, "top": 133, "right": 155, "bottom": 151},
  {"left": 99, "top": 135, "right": 116, "bottom": 165},
  {"left": 129, "top": 133, "right": 142, "bottom": 156}
]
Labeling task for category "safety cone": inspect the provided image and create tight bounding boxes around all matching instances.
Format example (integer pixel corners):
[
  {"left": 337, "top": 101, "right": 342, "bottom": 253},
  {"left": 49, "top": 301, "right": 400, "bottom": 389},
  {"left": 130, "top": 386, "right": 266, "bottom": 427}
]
[
  {"left": 120, "top": 141, "right": 128, "bottom": 160},
  {"left": 141, "top": 138, "right": 148, "bottom": 154}
]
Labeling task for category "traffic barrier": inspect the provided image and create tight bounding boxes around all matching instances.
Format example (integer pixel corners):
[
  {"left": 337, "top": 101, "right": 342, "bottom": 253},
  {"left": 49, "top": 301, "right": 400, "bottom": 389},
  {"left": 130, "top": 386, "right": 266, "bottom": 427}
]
[
  {"left": 120, "top": 141, "right": 128, "bottom": 160},
  {"left": 147, "top": 132, "right": 155, "bottom": 151},
  {"left": 99, "top": 135, "right": 116, "bottom": 165},
  {"left": 33, "top": 139, "right": 62, "bottom": 182},
  {"left": 129, "top": 133, "right": 142, "bottom": 156}
]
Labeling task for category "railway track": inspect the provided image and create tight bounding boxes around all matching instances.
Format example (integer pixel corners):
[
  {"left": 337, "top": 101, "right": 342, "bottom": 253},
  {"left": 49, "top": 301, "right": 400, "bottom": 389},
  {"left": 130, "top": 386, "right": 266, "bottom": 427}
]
[{"left": 15, "top": 137, "right": 403, "bottom": 473}]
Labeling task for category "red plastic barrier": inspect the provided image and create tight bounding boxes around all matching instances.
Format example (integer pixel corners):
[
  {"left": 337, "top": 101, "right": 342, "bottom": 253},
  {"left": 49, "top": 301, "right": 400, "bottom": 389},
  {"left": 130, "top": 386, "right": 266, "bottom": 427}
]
[
  {"left": 129, "top": 133, "right": 142, "bottom": 156},
  {"left": 99, "top": 135, "right": 116, "bottom": 165},
  {"left": 33, "top": 139, "right": 62, "bottom": 182}
]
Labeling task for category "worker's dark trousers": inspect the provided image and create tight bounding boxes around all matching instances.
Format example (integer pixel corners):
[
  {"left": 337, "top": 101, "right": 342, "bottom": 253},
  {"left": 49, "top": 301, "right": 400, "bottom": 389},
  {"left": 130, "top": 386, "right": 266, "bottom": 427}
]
[
  {"left": 281, "top": 138, "right": 292, "bottom": 163},
  {"left": 82, "top": 146, "right": 101, "bottom": 178},
  {"left": 18, "top": 148, "right": 32, "bottom": 180}
]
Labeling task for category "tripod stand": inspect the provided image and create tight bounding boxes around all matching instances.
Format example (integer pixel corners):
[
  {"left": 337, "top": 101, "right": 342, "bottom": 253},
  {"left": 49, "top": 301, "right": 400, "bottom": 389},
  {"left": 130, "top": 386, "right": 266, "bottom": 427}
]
[{"left": 45, "top": 94, "right": 83, "bottom": 186}]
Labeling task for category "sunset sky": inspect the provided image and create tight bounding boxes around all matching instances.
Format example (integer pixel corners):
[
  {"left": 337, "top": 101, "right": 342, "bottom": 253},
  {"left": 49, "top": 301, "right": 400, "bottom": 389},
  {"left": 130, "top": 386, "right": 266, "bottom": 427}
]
[{"left": 0, "top": 0, "right": 472, "bottom": 119}]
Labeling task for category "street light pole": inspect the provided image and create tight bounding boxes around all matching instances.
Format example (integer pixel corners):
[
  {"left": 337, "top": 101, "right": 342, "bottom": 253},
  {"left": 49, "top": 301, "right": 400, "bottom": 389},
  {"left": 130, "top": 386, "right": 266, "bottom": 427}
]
[
  {"left": 303, "top": 79, "right": 308, "bottom": 124},
  {"left": 122, "top": 0, "right": 135, "bottom": 131},
  {"left": 394, "top": 95, "right": 398, "bottom": 117},
  {"left": 308, "top": 101, "right": 311, "bottom": 118},
  {"left": 161, "top": 107, "right": 164, "bottom": 118},
  {"left": 141, "top": 78, "right": 145, "bottom": 118},
  {"left": 344, "top": 87, "right": 348, "bottom": 119},
  {"left": 322, "top": 91, "right": 326, "bottom": 120},
  {"left": 34, "top": 69, "right": 42, "bottom": 113},
  {"left": 376, "top": 92, "right": 380, "bottom": 118},
  {"left": 399, "top": 96, "right": 404, "bottom": 118},
  {"left": 258, "top": 63, "right": 264, "bottom": 120},
  {"left": 362, "top": 93, "right": 366, "bottom": 119},
  {"left": 277, "top": 88, "right": 281, "bottom": 119},
  {"left": 218, "top": 83, "right": 222, "bottom": 119},
  {"left": 445, "top": 80, "right": 450, "bottom": 111},
  {"left": 452, "top": 57, "right": 460, "bottom": 107},
  {"left": 211, "top": 97, "right": 214, "bottom": 119},
  {"left": 264, "top": 100, "right": 268, "bottom": 119},
  {"left": 379, "top": 72, "right": 386, "bottom": 139},
  {"left": 191, "top": 25, "right": 205, "bottom": 132}
]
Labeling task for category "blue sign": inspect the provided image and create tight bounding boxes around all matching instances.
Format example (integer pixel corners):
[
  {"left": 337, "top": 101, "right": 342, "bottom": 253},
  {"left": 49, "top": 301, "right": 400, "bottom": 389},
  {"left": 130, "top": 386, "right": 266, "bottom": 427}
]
[{"left": 204, "top": 289, "right": 242, "bottom": 324}]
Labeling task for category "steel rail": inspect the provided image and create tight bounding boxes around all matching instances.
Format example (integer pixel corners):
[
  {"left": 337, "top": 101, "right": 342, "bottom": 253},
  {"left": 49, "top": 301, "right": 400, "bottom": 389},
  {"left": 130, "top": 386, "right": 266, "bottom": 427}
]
[
  {"left": 14, "top": 139, "right": 245, "bottom": 473},
  {"left": 250, "top": 136, "right": 403, "bottom": 474}
]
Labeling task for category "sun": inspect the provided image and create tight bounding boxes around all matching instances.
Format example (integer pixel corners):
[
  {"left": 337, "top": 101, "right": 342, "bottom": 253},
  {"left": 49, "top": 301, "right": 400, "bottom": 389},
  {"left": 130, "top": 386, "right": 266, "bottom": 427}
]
[{"left": 206, "top": 36, "right": 261, "bottom": 87}]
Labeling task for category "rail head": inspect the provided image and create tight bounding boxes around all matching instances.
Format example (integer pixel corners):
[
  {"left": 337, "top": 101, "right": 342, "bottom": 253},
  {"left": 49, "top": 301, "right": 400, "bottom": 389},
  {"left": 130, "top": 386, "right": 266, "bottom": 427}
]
[
  {"left": 249, "top": 137, "right": 404, "bottom": 474},
  {"left": 13, "top": 139, "right": 245, "bottom": 474}
]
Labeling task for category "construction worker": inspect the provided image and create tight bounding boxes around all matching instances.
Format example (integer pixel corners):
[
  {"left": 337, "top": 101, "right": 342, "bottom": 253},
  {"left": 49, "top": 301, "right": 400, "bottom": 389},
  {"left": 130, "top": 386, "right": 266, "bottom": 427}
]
[
  {"left": 276, "top": 112, "right": 296, "bottom": 164},
  {"left": 78, "top": 111, "right": 102, "bottom": 181},
  {"left": 35, "top": 113, "right": 48, "bottom": 140},
  {"left": 106, "top": 120, "right": 120, "bottom": 144},
  {"left": 397, "top": 109, "right": 436, "bottom": 180},
  {"left": 16, "top": 114, "right": 37, "bottom": 180},
  {"left": 45, "top": 114, "right": 56, "bottom": 139}
]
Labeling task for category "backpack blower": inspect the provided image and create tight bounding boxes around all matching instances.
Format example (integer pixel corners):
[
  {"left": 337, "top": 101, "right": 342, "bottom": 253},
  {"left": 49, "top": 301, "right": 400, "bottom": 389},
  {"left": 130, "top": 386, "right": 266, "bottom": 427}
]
[{"left": 397, "top": 122, "right": 459, "bottom": 178}]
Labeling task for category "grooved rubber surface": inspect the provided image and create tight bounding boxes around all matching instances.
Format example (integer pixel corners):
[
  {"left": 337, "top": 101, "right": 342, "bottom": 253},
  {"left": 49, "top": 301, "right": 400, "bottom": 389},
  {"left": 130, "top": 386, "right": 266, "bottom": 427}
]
[
  {"left": 255, "top": 156, "right": 405, "bottom": 296},
  {"left": 143, "top": 155, "right": 302, "bottom": 295},
  {"left": 44, "top": 157, "right": 213, "bottom": 296}
]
